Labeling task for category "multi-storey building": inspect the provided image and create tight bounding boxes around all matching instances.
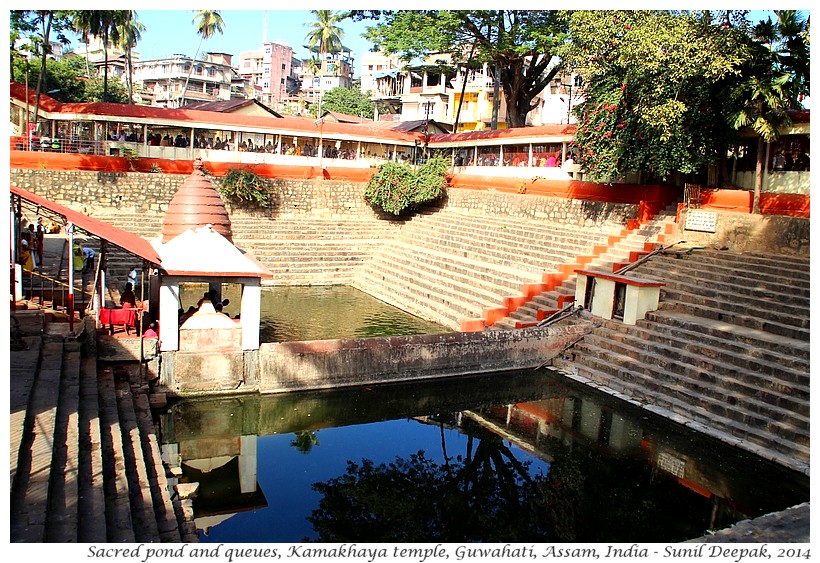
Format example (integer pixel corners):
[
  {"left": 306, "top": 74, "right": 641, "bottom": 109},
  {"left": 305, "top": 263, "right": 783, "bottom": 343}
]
[
  {"left": 132, "top": 52, "right": 239, "bottom": 108},
  {"left": 371, "top": 54, "right": 584, "bottom": 131},
  {"left": 359, "top": 51, "right": 401, "bottom": 95},
  {"left": 297, "top": 50, "right": 355, "bottom": 109},
  {"left": 236, "top": 41, "right": 301, "bottom": 112}
]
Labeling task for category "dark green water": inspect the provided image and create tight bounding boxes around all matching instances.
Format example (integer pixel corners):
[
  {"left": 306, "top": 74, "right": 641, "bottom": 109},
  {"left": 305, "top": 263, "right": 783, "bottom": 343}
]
[
  {"left": 164, "top": 285, "right": 808, "bottom": 543},
  {"left": 159, "top": 369, "right": 808, "bottom": 544}
]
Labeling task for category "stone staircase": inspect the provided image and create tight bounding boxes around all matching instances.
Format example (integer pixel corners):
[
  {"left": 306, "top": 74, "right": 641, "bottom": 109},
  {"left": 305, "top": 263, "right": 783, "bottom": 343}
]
[
  {"left": 9, "top": 310, "right": 197, "bottom": 543},
  {"left": 351, "top": 207, "right": 641, "bottom": 330},
  {"left": 552, "top": 248, "right": 811, "bottom": 473},
  {"left": 491, "top": 210, "right": 681, "bottom": 329}
]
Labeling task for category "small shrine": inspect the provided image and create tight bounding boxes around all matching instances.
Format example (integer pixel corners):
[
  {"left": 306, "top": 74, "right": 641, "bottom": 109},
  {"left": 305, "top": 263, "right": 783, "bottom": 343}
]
[{"left": 151, "top": 158, "right": 272, "bottom": 393}]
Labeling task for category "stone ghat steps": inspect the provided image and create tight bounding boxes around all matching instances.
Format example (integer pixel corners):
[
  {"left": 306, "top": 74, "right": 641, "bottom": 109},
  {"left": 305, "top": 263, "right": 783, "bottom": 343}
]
[
  {"left": 555, "top": 359, "right": 810, "bottom": 466},
  {"left": 633, "top": 256, "right": 811, "bottom": 303},
  {"left": 351, "top": 270, "right": 467, "bottom": 331},
  {"left": 391, "top": 225, "right": 579, "bottom": 275},
  {"left": 563, "top": 340, "right": 810, "bottom": 458},
  {"left": 615, "top": 312, "right": 810, "bottom": 377},
  {"left": 579, "top": 327, "right": 809, "bottom": 418},
  {"left": 355, "top": 244, "right": 532, "bottom": 329},
  {"left": 407, "top": 208, "right": 619, "bottom": 253},
  {"left": 230, "top": 217, "right": 401, "bottom": 241},
  {"left": 10, "top": 319, "right": 193, "bottom": 543}
]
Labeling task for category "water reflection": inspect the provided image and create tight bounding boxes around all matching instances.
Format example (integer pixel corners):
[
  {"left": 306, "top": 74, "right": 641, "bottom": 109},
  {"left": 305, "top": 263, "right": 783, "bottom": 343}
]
[
  {"left": 179, "top": 284, "right": 451, "bottom": 342},
  {"left": 158, "top": 369, "right": 808, "bottom": 543}
]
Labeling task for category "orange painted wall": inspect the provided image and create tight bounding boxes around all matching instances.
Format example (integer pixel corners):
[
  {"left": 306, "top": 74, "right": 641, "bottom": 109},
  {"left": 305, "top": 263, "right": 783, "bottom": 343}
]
[{"left": 9, "top": 151, "right": 808, "bottom": 217}]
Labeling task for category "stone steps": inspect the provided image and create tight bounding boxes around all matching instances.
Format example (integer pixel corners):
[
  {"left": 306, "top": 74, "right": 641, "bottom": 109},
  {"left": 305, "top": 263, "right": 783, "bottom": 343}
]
[
  {"left": 9, "top": 315, "right": 192, "bottom": 543},
  {"left": 580, "top": 330, "right": 809, "bottom": 418},
  {"left": 554, "top": 248, "right": 811, "bottom": 470},
  {"left": 566, "top": 340, "right": 810, "bottom": 456}
]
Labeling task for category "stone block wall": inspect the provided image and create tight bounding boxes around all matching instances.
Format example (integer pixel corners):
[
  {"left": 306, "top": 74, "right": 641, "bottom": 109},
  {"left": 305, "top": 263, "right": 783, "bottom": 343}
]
[
  {"left": 680, "top": 209, "right": 810, "bottom": 256},
  {"left": 442, "top": 188, "right": 639, "bottom": 230},
  {"left": 9, "top": 168, "right": 379, "bottom": 219}
]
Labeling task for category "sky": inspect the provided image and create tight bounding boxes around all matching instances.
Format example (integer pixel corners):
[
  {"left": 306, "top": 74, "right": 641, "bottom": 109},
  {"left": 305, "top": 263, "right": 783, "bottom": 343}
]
[{"left": 62, "top": 8, "right": 379, "bottom": 78}]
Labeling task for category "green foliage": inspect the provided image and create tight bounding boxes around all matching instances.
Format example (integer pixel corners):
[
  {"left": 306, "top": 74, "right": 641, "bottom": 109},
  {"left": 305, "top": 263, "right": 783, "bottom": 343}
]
[
  {"left": 216, "top": 168, "right": 274, "bottom": 207},
  {"left": 363, "top": 10, "right": 568, "bottom": 127},
  {"left": 562, "top": 10, "right": 749, "bottom": 182},
  {"left": 10, "top": 53, "right": 128, "bottom": 103},
  {"left": 364, "top": 156, "right": 448, "bottom": 216},
  {"left": 312, "top": 86, "right": 375, "bottom": 119}
]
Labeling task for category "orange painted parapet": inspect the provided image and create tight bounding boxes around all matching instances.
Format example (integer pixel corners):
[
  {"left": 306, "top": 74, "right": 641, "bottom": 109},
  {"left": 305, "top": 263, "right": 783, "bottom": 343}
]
[
  {"left": 9, "top": 151, "right": 377, "bottom": 182},
  {"left": 761, "top": 193, "right": 810, "bottom": 217},
  {"left": 699, "top": 189, "right": 753, "bottom": 213},
  {"left": 536, "top": 309, "right": 559, "bottom": 321},
  {"left": 541, "top": 271, "right": 565, "bottom": 290},
  {"left": 482, "top": 307, "right": 510, "bottom": 326},
  {"left": 521, "top": 282, "right": 548, "bottom": 298},
  {"left": 460, "top": 318, "right": 486, "bottom": 332},
  {"left": 502, "top": 295, "right": 529, "bottom": 312}
]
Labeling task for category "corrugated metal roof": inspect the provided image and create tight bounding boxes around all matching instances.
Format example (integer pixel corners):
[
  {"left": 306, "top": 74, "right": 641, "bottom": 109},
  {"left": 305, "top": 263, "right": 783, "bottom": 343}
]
[{"left": 10, "top": 184, "right": 163, "bottom": 266}]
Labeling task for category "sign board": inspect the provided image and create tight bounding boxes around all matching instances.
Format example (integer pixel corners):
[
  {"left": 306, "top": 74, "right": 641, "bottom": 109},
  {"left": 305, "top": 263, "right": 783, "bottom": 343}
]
[{"left": 685, "top": 210, "right": 717, "bottom": 233}]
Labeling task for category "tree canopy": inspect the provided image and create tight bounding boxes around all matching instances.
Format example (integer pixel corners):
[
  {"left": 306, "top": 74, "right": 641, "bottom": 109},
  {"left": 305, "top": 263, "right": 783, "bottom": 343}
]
[
  {"left": 313, "top": 86, "right": 375, "bottom": 119},
  {"left": 560, "top": 10, "right": 750, "bottom": 182},
  {"left": 359, "top": 10, "right": 568, "bottom": 128}
]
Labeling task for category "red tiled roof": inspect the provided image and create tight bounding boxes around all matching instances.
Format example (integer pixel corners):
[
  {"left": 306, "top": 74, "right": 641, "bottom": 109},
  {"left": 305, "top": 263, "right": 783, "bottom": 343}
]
[
  {"left": 10, "top": 184, "right": 163, "bottom": 266},
  {"left": 10, "top": 80, "right": 420, "bottom": 143}
]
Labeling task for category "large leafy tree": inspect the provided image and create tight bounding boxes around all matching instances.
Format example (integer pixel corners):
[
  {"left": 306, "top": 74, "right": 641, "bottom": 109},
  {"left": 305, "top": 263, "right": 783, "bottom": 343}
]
[
  {"left": 561, "top": 10, "right": 748, "bottom": 183},
  {"left": 11, "top": 53, "right": 127, "bottom": 104},
  {"left": 358, "top": 10, "right": 568, "bottom": 128},
  {"left": 305, "top": 10, "right": 345, "bottom": 118},
  {"left": 181, "top": 10, "right": 225, "bottom": 105},
  {"left": 10, "top": 10, "right": 74, "bottom": 130},
  {"left": 313, "top": 86, "right": 375, "bottom": 119},
  {"left": 726, "top": 10, "right": 810, "bottom": 213},
  {"left": 115, "top": 13, "right": 144, "bottom": 105}
]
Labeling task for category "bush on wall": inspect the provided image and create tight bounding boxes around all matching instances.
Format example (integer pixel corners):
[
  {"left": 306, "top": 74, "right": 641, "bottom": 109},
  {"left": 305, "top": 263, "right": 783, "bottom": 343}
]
[
  {"left": 364, "top": 157, "right": 448, "bottom": 215},
  {"left": 216, "top": 168, "right": 273, "bottom": 207}
]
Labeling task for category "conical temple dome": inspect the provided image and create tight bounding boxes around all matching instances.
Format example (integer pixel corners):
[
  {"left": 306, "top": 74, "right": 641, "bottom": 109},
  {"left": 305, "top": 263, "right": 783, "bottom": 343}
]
[{"left": 161, "top": 158, "right": 232, "bottom": 243}]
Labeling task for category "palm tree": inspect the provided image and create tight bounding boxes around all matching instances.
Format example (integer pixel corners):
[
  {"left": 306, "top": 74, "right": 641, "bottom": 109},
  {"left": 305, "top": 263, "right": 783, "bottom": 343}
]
[
  {"left": 115, "top": 12, "right": 144, "bottom": 105},
  {"left": 728, "top": 10, "right": 809, "bottom": 214},
  {"left": 305, "top": 10, "right": 344, "bottom": 56},
  {"left": 304, "top": 10, "right": 345, "bottom": 118},
  {"left": 180, "top": 10, "right": 224, "bottom": 106},
  {"left": 71, "top": 10, "right": 128, "bottom": 102}
]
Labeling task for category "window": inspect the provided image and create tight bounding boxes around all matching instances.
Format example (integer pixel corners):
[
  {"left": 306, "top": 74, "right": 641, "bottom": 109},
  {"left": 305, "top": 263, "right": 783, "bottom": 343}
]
[{"left": 281, "top": 63, "right": 286, "bottom": 70}]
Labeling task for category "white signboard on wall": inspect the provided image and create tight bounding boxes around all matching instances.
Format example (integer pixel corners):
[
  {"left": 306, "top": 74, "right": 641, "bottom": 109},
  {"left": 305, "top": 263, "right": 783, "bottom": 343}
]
[{"left": 685, "top": 210, "right": 717, "bottom": 233}]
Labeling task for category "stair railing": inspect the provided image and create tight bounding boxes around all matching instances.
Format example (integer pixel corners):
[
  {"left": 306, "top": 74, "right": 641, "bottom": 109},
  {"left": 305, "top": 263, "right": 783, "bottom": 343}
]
[{"left": 21, "top": 269, "right": 93, "bottom": 316}]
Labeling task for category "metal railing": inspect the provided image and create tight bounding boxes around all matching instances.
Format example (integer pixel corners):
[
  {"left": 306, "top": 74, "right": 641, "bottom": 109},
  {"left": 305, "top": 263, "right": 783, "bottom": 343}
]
[
  {"left": 10, "top": 136, "right": 107, "bottom": 156},
  {"left": 19, "top": 268, "right": 93, "bottom": 317}
]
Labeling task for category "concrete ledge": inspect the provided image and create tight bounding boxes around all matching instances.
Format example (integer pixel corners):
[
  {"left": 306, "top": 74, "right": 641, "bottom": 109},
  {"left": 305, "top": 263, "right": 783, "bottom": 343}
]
[{"left": 258, "top": 323, "right": 592, "bottom": 394}]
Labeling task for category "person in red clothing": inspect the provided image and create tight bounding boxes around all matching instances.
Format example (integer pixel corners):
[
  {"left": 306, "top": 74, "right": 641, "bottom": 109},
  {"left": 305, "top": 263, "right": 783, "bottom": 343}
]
[{"left": 120, "top": 282, "right": 137, "bottom": 308}]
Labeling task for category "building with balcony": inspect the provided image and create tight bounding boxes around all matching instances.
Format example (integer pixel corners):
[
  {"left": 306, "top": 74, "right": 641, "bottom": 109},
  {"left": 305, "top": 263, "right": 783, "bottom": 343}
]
[
  {"left": 297, "top": 50, "right": 355, "bottom": 109},
  {"left": 360, "top": 51, "right": 401, "bottom": 95},
  {"left": 132, "top": 52, "right": 238, "bottom": 109},
  {"left": 237, "top": 41, "right": 301, "bottom": 112}
]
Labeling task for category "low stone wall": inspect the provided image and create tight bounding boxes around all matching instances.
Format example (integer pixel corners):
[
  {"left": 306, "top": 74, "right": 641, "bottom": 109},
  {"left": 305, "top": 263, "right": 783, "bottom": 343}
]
[
  {"left": 257, "top": 322, "right": 591, "bottom": 394},
  {"left": 442, "top": 188, "right": 639, "bottom": 230},
  {"left": 680, "top": 209, "right": 810, "bottom": 256},
  {"left": 9, "top": 168, "right": 378, "bottom": 219}
]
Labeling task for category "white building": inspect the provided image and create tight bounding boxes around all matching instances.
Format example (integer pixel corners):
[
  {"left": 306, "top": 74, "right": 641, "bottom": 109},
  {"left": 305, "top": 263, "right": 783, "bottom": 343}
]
[{"left": 132, "top": 52, "right": 239, "bottom": 108}]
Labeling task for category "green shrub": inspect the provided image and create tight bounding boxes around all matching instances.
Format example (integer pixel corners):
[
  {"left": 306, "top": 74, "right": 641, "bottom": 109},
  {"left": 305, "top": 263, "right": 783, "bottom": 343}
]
[
  {"left": 364, "top": 156, "right": 448, "bottom": 215},
  {"left": 216, "top": 168, "right": 273, "bottom": 207}
]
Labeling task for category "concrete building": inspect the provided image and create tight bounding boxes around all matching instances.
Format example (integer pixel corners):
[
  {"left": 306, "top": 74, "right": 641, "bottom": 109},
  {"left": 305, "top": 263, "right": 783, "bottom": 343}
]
[
  {"left": 359, "top": 51, "right": 401, "bottom": 95},
  {"left": 236, "top": 41, "right": 301, "bottom": 112},
  {"left": 132, "top": 52, "right": 240, "bottom": 108},
  {"left": 298, "top": 49, "right": 355, "bottom": 108}
]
